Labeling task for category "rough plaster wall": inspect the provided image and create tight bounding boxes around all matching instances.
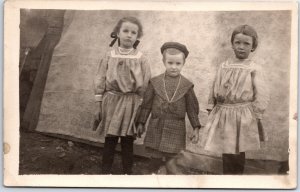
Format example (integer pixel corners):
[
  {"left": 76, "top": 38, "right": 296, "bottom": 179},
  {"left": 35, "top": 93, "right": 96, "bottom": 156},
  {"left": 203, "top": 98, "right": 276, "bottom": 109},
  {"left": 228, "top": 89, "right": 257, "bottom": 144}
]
[{"left": 36, "top": 10, "right": 291, "bottom": 161}]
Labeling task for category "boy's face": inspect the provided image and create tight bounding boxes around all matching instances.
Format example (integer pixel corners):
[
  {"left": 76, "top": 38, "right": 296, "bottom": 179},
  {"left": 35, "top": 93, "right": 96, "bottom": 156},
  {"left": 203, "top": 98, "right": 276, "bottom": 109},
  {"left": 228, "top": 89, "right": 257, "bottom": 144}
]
[
  {"left": 163, "top": 52, "right": 185, "bottom": 77},
  {"left": 232, "top": 33, "right": 253, "bottom": 60},
  {"left": 118, "top": 21, "right": 138, "bottom": 49}
]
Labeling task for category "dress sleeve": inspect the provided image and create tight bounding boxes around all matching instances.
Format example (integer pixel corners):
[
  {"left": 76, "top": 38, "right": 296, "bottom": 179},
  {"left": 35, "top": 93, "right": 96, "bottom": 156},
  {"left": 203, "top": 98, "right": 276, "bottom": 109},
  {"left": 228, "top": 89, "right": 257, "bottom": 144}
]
[
  {"left": 139, "top": 55, "right": 152, "bottom": 97},
  {"left": 186, "top": 87, "right": 201, "bottom": 129},
  {"left": 137, "top": 81, "right": 155, "bottom": 124},
  {"left": 207, "top": 66, "right": 221, "bottom": 110},
  {"left": 93, "top": 53, "right": 109, "bottom": 101},
  {"left": 207, "top": 82, "right": 216, "bottom": 110},
  {"left": 251, "top": 65, "right": 270, "bottom": 119}
]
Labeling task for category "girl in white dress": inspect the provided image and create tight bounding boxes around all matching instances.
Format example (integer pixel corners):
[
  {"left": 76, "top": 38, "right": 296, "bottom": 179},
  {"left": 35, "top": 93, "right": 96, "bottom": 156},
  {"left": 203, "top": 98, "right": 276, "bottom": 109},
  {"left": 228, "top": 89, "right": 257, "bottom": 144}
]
[
  {"left": 94, "top": 17, "right": 151, "bottom": 174},
  {"left": 202, "top": 25, "right": 269, "bottom": 174}
]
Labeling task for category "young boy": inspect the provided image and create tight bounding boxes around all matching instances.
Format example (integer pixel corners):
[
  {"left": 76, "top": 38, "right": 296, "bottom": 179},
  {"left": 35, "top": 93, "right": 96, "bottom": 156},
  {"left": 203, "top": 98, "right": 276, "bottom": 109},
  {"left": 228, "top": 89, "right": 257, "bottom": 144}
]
[{"left": 136, "top": 42, "right": 201, "bottom": 173}]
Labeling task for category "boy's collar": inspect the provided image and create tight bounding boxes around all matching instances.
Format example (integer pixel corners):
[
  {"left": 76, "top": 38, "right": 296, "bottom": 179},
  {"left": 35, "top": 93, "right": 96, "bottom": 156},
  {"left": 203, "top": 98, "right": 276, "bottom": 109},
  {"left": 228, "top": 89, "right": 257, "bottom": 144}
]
[
  {"left": 165, "top": 71, "right": 181, "bottom": 78},
  {"left": 151, "top": 73, "right": 193, "bottom": 103}
]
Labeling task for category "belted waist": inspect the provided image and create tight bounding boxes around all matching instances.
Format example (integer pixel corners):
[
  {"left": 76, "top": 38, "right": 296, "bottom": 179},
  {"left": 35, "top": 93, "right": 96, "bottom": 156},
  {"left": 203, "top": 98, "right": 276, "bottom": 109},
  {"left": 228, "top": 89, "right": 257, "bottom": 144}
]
[
  {"left": 217, "top": 102, "right": 252, "bottom": 108},
  {"left": 106, "top": 90, "right": 138, "bottom": 96},
  {"left": 152, "top": 113, "right": 185, "bottom": 121}
]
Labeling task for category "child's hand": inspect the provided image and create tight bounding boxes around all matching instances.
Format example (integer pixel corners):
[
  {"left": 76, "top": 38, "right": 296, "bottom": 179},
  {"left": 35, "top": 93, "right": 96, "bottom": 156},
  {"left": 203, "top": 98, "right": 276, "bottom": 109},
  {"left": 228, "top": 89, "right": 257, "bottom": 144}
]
[
  {"left": 189, "top": 127, "right": 200, "bottom": 144},
  {"left": 136, "top": 123, "right": 145, "bottom": 138},
  {"left": 94, "top": 101, "right": 102, "bottom": 121},
  {"left": 92, "top": 102, "right": 102, "bottom": 131}
]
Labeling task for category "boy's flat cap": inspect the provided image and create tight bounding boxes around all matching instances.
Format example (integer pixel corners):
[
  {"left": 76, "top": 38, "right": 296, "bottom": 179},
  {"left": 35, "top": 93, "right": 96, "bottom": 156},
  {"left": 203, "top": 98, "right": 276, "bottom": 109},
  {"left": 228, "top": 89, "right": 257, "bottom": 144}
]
[{"left": 160, "top": 42, "right": 189, "bottom": 58}]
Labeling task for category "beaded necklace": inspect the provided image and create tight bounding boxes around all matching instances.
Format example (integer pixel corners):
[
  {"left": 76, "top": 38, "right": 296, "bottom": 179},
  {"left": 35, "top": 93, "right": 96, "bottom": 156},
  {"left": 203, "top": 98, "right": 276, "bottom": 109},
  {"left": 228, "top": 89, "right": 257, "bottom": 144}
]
[
  {"left": 118, "top": 47, "right": 134, "bottom": 55},
  {"left": 163, "top": 73, "right": 181, "bottom": 103}
]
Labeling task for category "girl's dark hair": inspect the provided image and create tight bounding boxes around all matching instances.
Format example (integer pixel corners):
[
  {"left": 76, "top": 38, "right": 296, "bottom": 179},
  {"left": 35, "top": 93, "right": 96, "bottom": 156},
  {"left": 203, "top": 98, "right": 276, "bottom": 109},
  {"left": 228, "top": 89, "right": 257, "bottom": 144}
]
[
  {"left": 231, "top": 25, "right": 258, "bottom": 51},
  {"left": 113, "top": 17, "right": 143, "bottom": 38}
]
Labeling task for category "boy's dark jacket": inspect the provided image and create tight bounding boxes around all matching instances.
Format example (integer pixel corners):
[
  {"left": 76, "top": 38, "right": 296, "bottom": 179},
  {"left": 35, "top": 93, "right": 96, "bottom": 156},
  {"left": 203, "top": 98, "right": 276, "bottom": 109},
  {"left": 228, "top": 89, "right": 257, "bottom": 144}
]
[{"left": 137, "top": 73, "right": 201, "bottom": 153}]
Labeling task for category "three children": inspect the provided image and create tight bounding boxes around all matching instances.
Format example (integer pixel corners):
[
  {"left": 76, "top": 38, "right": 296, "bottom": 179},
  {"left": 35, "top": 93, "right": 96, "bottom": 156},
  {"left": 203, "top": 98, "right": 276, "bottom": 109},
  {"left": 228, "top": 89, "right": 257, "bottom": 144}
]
[{"left": 94, "top": 20, "right": 269, "bottom": 175}]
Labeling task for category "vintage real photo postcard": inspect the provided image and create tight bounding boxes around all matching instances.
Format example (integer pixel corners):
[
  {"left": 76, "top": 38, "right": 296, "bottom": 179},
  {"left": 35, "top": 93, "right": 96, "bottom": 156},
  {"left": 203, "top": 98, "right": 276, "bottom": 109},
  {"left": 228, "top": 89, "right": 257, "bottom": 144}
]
[{"left": 3, "top": 0, "right": 298, "bottom": 188}]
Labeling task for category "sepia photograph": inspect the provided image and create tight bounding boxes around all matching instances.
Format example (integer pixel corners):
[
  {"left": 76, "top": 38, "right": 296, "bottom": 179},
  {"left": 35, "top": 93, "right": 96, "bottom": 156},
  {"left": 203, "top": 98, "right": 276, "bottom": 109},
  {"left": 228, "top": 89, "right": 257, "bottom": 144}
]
[{"left": 4, "top": 0, "right": 298, "bottom": 188}]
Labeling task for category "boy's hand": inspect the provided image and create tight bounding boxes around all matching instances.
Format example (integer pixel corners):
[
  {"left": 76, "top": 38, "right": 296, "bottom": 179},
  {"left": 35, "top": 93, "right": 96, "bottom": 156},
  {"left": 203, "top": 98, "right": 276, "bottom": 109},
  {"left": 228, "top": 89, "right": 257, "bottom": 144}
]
[
  {"left": 136, "top": 123, "right": 145, "bottom": 138},
  {"left": 189, "top": 127, "right": 200, "bottom": 144}
]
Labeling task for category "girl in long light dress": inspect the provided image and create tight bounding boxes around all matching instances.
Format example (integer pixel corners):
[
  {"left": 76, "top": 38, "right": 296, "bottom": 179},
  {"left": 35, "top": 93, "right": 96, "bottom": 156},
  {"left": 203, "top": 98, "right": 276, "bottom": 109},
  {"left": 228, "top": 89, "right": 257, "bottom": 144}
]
[
  {"left": 94, "top": 17, "right": 151, "bottom": 174},
  {"left": 202, "top": 25, "right": 269, "bottom": 174}
]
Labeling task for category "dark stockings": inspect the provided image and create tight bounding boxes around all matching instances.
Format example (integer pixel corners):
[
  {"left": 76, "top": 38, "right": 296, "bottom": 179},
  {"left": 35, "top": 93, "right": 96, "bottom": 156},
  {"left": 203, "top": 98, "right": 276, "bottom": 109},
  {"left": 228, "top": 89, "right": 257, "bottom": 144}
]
[
  {"left": 102, "top": 136, "right": 134, "bottom": 174},
  {"left": 222, "top": 152, "right": 245, "bottom": 175}
]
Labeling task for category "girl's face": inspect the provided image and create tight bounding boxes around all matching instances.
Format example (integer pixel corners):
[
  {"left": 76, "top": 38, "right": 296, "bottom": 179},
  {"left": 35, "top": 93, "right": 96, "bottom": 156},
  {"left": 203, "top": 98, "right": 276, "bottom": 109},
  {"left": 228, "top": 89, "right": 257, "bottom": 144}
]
[
  {"left": 163, "top": 52, "right": 185, "bottom": 77},
  {"left": 232, "top": 33, "right": 254, "bottom": 60},
  {"left": 118, "top": 21, "right": 139, "bottom": 49}
]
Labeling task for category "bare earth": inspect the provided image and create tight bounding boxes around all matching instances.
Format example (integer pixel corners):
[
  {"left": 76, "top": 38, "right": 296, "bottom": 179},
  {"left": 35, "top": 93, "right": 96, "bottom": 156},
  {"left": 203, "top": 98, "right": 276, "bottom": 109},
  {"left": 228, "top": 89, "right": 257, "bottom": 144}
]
[{"left": 19, "top": 130, "right": 208, "bottom": 175}]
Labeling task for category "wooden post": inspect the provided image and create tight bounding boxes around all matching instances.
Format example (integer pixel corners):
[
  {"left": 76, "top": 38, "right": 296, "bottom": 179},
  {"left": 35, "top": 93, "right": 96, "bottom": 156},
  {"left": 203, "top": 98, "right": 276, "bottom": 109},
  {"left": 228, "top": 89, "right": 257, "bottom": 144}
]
[{"left": 21, "top": 10, "right": 65, "bottom": 131}]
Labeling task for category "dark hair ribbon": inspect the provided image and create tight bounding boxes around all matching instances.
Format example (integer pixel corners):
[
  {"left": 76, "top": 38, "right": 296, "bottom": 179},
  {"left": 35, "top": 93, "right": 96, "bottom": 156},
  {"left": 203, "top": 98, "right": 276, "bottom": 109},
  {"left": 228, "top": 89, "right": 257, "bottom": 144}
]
[
  {"left": 133, "top": 40, "right": 140, "bottom": 49},
  {"left": 109, "top": 32, "right": 118, "bottom": 47}
]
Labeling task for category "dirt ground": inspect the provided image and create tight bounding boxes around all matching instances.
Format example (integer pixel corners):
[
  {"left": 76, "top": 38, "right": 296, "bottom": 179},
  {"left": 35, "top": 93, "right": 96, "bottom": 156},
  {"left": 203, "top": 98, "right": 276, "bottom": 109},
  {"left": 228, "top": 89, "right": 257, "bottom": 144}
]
[
  {"left": 19, "top": 130, "right": 208, "bottom": 175},
  {"left": 19, "top": 130, "right": 151, "bottom": 175}
]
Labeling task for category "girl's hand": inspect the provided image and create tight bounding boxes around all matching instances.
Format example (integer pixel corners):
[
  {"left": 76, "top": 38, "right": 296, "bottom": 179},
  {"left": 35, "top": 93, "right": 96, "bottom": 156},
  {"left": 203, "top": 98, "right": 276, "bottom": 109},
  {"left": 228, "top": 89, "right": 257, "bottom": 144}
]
[
  {"left": 189, "top": 127, "right": 200, "bottom": 144},
  {"left": 136, "top": 123, "right": 145, "bottom": 138},
  {"left": 94, "top": 101, "right": 102, "bottom": 121},
  {"left": 92, "top": 102, "right": 102, "bottom": 131}
]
